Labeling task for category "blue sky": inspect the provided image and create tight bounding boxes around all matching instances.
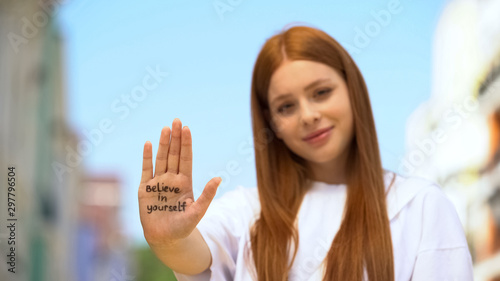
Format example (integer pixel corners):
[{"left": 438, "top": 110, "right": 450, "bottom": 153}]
[{"left": 56, "top": 0, "right": 447, "bottom": 244}]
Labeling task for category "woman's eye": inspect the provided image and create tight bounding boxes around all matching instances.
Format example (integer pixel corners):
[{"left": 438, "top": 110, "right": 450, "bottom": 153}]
[
  {"left": 316, "top": 88, "right": 332, "bottom": 97},
  {"left": 278, "top": 103, "right": 293, "bottom": 113}
]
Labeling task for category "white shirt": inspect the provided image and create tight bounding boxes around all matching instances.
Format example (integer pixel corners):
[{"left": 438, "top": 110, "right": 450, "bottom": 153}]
[{"left": 173, "top": 170, "right": 474, "bottom": 281}]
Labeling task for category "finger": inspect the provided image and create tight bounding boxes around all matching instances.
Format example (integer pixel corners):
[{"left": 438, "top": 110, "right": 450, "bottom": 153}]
[
  {"left": 178, "top": 126, "right": 192, "bottom": 179},
  {"left": 191, "top": 177, "right": 222, "bottom": 217},
  {"left": 141, "top": 141, "right": 153, "bottom": 184},
  {"left": 167, "top": 118, "right": 182, "bottom": 174},
  {"left": 154, "top": 126, "right": 171, "bottom": 177}
]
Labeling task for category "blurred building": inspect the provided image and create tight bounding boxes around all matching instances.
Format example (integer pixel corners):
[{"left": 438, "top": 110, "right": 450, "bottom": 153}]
[
  {"left": 403, "top": 0, "right": 500, "bottom": 280},
  {"left": 0, "top": 1, "right": 131, "bottom": 281},
  {"left": 0, "top": 1, "right": 83, "bottom": 281}
]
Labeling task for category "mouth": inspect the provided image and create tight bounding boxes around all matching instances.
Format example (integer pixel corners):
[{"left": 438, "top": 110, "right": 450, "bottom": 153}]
[{"left": 303, "top": 126, "right": 334, "bottom": 141}]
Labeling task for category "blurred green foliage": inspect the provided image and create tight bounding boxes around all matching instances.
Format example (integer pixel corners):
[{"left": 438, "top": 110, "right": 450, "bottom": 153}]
[{"left": 134, "top": 245, "right": 177, "bottom": 281}]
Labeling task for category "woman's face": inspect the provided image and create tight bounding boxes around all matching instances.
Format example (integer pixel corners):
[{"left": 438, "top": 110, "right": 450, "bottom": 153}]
[{"left": 267, "top": 59, "right": 354, "bottom": 173}]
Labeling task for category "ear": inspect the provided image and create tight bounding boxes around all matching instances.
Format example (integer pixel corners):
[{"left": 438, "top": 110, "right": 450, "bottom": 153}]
[{"left": 264, "top": 108, "right": 282, "bottom": 140}]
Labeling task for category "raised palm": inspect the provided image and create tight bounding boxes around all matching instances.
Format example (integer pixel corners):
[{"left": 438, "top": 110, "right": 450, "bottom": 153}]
[{"left": 138, "top": 118, "right": 221, "bottom": 247}]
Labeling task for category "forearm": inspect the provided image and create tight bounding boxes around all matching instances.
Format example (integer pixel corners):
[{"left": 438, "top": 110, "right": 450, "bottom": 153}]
[{"left": 149, "top": 227, "right": 212, "bottom": 275}]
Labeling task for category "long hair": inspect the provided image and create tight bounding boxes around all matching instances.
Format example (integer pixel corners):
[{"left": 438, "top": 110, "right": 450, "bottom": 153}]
[{"left": 248, "top": 24, "right": 395, "bottom": 281}]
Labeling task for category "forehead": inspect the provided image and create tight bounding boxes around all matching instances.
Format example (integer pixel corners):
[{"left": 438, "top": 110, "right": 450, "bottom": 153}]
[{"left": 268, "top": 60, "right": 340, "bottom": 98}]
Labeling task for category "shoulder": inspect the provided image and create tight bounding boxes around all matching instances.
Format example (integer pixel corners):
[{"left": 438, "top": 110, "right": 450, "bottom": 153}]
[
  {"left": 384, "top": 170, "right": 451, "bottom": 221},
  {"left": 390, "top": 171, "right": 458, "bottom": 214},
  {"left": 392, "top": 177, "right": 475, "bottom": 279},
  {"left": 385, "top": 170, "right": 468, "bottom": 249},
  {"left": 412, "top": 182, "right": 469, "bottom": 251}
]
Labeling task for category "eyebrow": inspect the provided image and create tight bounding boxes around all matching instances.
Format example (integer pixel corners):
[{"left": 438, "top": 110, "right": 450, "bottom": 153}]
[{"left": 270, "top": 78, "right": 331, "bottom": 106}]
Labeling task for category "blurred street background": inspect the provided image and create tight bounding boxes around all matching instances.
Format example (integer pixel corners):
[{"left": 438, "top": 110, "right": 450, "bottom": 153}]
[{"left": 1, "top": 0, "right": 500, "bottom": 280}]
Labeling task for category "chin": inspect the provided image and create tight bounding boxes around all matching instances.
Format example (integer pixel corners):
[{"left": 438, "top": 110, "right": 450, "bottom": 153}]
[
  {"left": 300, "top": 150, "right": 339, "bottom": 164},
  {"left": 288, "top": 142, "right": 338, "bottom": 162}
]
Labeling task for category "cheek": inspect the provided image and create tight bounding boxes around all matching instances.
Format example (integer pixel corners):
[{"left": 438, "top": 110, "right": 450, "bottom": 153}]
[
  {"left": 278, "top": 127, "right": 297, "bottom": 143},
  {"left": 328, "top": 96, "right": 353, "bottom": 126},
  {"left": 272, "top": 116, "right": 297, "bottom": 136},
  {"left": 277, "top": 125, "right": 304, "bottom": 150},
  {"left": 321, "top": 107, "right": 354, "bottom": 142}
]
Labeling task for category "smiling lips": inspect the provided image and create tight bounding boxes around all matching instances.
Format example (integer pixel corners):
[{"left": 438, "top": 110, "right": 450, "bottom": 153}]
[
  {"left": 303, "top": 126, "right": 334, "bottom": 140},
  {"left": 303, "top": 126, "right": 334, "bottom": 145}
]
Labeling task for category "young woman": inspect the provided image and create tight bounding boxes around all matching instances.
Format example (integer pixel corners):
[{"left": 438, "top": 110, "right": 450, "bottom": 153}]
[{"left": 138, "top": 25, "right": 474, "bottom": 281}]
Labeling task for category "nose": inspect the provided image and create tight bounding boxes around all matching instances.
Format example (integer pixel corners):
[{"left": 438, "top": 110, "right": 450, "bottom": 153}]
[{"left": 299, "top": 101, "right": 321, "bottom": 126}]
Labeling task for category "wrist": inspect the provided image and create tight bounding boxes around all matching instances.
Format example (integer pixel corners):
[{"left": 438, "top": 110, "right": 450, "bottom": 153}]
[{"left": 147, "top": 237, "right": 182, "bottom": 250}]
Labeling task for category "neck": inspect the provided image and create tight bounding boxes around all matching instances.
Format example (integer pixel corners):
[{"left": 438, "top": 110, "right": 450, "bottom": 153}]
[{"left": 306, "top": 146, "right": 350, "bottom": 185}]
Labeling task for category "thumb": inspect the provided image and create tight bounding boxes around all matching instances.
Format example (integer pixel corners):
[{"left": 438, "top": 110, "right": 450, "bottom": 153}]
[{"left": 191, "top": 177, "right": 222, "bottom": 218}]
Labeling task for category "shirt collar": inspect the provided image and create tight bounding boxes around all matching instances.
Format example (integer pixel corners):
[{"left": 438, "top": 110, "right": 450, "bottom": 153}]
[{"left": 385, "top": 171, "right": 428, "bottom": 221}]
